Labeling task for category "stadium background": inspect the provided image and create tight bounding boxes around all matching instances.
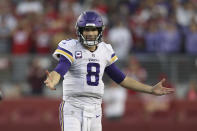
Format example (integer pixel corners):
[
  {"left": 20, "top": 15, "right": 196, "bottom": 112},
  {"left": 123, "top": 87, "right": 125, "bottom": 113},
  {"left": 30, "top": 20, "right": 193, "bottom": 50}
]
[{"left": 0, "top": 0, "right": 197, "bottom": 131}]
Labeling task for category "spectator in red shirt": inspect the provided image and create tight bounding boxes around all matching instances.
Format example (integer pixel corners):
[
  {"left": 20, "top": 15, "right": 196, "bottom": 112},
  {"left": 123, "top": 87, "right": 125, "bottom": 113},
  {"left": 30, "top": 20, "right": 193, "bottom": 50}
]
[
  {"left": 12, "top": 19, "right": 32, "bottom": 55},
  {"left": 28, "top": 58, "right": 46, "bottom": 95},
  {"left": 34, "top": 24, "right": 51, "bottom": 54},
  {"left": 187, "top": 79, "right": 197, "bottom": 101},
  {"left": 125, "top": 56, "right": 147, "bottom": 95}
]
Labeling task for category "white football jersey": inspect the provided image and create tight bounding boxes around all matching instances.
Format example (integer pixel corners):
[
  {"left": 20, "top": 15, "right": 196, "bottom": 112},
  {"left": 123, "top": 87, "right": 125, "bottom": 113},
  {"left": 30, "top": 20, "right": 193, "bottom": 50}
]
[{"left": 53, "top": 39, "right": 118, "bottom": 105}]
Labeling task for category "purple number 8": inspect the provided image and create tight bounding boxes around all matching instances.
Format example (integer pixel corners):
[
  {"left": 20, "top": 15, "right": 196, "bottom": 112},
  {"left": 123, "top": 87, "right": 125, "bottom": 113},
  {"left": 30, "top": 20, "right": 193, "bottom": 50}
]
[{"left": 86, "top": 63, "right": 100, "bottom": 86}]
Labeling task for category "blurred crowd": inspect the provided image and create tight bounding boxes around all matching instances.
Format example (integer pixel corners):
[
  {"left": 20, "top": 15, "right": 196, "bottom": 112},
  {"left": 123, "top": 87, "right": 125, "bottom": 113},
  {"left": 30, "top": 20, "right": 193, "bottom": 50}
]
[{"left": 1, "top": 0, "right": 197, "bottom": 55}]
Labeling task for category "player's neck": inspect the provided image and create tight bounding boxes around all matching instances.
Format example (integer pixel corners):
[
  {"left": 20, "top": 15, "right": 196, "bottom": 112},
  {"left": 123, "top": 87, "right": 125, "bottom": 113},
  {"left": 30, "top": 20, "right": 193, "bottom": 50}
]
[{"left": 85, "top": 45, "right": 97, "bottom": 52}]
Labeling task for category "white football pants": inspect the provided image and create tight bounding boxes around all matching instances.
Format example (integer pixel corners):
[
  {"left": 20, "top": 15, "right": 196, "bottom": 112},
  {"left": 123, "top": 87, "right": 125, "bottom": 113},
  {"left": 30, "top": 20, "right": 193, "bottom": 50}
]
[{"left": 59, "top": 101, "right": 102, "bottom": 131}]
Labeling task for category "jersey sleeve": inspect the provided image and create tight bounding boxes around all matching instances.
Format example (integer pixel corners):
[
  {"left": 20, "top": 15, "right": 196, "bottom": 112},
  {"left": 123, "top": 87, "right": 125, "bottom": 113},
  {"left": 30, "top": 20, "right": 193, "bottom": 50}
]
[
  {"left": 53, "top": 40, "right": 75, "bottom": 63},
  {"left": 105, "top": 44, "right": 118, "bottom": 66}
]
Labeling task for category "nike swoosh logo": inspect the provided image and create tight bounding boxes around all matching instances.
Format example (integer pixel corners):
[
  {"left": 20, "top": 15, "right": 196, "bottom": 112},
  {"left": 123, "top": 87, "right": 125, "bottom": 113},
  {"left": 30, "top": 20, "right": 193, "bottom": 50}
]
[{"left": 96, "top": 115, "right": 100, "bottom": 118}]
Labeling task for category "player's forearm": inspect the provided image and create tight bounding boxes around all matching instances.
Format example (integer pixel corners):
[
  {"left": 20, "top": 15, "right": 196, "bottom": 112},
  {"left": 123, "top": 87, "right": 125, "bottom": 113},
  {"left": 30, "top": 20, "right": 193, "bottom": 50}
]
[{"left": 120, "top": 76, "right": 153, "bottom": 94}]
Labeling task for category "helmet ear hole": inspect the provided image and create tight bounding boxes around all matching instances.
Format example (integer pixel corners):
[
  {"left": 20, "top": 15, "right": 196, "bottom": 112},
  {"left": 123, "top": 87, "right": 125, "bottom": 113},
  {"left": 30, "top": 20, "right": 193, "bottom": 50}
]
[
  {"left": 97, "top": 27, "right": 103, "bottom": 34},
  {"left": 78, "top": 27, "right": 84, "bottom": 34}
]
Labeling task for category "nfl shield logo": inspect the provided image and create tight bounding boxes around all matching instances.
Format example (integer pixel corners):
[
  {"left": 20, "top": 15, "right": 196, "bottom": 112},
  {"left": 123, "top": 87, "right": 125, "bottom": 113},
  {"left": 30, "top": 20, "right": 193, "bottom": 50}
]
[{"left": 75, "top": 51, "right": 82, "bottom": 59}]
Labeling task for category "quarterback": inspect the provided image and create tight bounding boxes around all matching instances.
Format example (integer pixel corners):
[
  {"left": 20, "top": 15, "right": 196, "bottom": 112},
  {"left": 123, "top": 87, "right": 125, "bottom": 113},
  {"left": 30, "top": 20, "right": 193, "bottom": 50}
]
[{"left": 44, "top": 11, "right": 174, "bottom": 131}]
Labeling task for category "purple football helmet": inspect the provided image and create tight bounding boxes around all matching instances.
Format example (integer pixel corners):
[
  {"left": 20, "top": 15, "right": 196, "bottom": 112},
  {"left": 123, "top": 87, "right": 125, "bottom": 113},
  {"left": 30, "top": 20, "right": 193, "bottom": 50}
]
[{"left": 76, "top": 11, "right": 104, "bottom": 46}]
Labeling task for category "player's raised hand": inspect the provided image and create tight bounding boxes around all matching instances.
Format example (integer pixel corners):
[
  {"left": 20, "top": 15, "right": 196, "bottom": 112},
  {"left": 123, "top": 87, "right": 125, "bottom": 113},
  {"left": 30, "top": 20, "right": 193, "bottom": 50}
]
[
  {"left": 151, "top": 78, "right": 175, "bottom": 96},
  {"left": 44, "top": 70, "right": 56, "bottom": 90}
]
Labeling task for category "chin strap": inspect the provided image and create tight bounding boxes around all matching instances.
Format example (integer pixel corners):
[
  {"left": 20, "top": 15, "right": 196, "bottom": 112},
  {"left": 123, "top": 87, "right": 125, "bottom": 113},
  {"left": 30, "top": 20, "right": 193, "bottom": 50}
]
[{"left": 79, "top": 33, "right": 101, "bottom": 47}]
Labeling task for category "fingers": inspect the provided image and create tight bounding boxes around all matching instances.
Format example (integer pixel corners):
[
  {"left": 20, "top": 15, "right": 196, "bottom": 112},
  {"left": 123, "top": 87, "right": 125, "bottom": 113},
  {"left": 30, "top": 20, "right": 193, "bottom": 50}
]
[
  {"left": 44, "top": 70, "right": 50, "bottom": 83},
  {"left": 44, "top": 70, "right": 56, "bottom": 90},
  {"left": 153, "top": 79, "right": 175, "bottom": 95},
  {"left": 160, "top": 78, "right": 166, "bottom": 84},
  {"left": 155, "top": 78, "right": 166, "bottom": 87},
  {"left": 44, "top": 80, "right": 56, "bottom": 90},
  {"left": 166, "top": 90, "right": 174, "bottom": 93},
  {"left": 46, "top": 70, "right": 49, "bottom": 75},
  {"left": 46, "top": 70, "right": 52, "bottom": 81},
  {"left": 164, "top": 90, "right": 174, "bottom": 94},
  {"left": 162, "top": 87, "right": 175, "bottom": 91},
  {"left": 46, "top": 70, "right": 50, "bottom": 77},
  {"left": 161, "top": 87, "right": 175, "bottom": 95},
  {"left": 45, "top": 81, "right": 56, "bottom": 90},
  {"left": 164, "top": 87, "right": 175, "bottom": 91}
]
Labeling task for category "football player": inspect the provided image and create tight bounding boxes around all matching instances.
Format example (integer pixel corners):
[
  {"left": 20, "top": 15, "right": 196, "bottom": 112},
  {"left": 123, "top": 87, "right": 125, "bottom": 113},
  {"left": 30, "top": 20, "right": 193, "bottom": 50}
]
[{"left": 44, "top": 11, "right": 174, "bottom": 131}]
